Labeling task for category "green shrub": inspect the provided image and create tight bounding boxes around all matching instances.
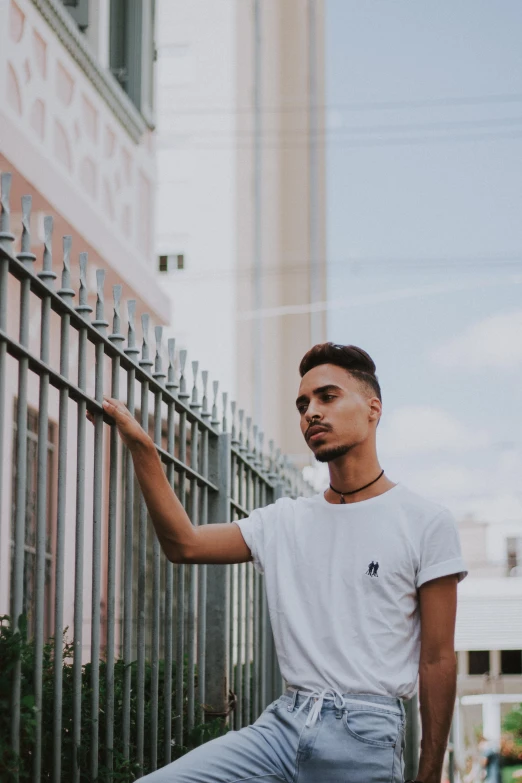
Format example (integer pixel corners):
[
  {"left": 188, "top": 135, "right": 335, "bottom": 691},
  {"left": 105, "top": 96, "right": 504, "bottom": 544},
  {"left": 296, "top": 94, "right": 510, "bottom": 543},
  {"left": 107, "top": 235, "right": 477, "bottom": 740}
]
[{"left": 0, "top": 615, "right": 228, "bottom": 781}]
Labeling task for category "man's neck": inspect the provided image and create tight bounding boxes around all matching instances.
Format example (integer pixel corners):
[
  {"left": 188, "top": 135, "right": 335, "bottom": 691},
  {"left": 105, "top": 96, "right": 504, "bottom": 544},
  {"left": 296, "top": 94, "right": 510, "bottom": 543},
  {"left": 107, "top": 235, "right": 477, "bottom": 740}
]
[{"left": 325, "top": 458, "right": 396, "bottom": 505}]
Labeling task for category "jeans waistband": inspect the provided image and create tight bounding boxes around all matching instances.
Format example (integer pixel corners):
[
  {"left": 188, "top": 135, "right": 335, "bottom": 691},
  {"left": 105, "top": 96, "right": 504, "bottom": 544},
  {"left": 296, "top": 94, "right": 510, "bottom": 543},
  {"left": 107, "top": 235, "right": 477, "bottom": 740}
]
[{"left": 280, "top": 686, "right": 405, "bottom": 726}]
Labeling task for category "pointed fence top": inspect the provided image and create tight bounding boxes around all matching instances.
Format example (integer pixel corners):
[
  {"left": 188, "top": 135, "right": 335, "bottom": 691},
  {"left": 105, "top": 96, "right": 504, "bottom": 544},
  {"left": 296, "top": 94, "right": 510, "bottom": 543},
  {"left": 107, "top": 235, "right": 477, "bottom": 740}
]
[
  {"left": 153, "top": 326, "right": 166, "bottom": 386},
  {"left": 92, "top": 269, "right": 109, "bottom": 333},
  {"left": 166, "top": 338, "right": 178, "bottom": 394},
  {"left": 58, "top": 236, "right": 75, "bottom": 300},
  {"left": 0, "top": 172, "right": 15, "bottom": 246},
  {"left": 38, "top": 216, "right": 57, "bottom": 288}
]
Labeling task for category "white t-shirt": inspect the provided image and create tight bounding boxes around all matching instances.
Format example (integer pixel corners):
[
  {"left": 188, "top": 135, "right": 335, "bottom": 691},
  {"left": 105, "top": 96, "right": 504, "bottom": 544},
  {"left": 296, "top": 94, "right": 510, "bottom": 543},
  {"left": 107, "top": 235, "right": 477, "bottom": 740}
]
[{"left": 235, "top": 482, "right": 467, "bottom": 701}]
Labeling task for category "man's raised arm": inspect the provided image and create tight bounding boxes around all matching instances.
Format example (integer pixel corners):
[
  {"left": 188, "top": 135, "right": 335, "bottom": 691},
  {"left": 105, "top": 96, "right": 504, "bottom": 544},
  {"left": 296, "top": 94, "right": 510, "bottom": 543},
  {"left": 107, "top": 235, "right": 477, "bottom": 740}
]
[{"left": 87, "top": 397, "right": 252, "bottom": 565}]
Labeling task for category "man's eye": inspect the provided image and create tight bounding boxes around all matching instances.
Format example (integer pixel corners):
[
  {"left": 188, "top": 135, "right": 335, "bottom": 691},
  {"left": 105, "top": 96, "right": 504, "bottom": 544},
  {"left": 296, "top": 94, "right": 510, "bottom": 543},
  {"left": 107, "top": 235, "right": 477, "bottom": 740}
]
[
  {"left": 323, "top": 394, "right": 335, "bottom": 401},
  {"left": 297, "top": 405, "right": 307, "bottom": 414}
]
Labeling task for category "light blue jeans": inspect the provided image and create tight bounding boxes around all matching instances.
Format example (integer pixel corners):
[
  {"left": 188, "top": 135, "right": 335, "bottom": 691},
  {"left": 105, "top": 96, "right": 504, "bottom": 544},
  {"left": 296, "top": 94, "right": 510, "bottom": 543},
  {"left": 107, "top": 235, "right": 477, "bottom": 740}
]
[{"left": 141, "top": 688, "right": 407, "bottom": 782}]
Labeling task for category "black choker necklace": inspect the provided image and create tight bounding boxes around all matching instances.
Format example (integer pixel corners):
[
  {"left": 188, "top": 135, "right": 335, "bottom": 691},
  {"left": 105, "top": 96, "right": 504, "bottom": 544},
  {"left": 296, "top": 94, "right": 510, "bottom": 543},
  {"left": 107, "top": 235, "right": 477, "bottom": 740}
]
[{"left": 329, "top": 469, "right": 385, "bottom": 504}]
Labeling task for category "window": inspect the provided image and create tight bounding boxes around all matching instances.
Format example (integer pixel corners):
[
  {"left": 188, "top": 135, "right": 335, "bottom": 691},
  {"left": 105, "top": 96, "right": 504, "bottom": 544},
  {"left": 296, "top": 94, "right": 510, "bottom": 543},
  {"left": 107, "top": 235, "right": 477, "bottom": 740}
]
[
  {"left": 158, "top": 253, "right": 185, "bottom": 273},
  {"left": 501, "top": 650, "right": 522, "bottom": 675},
  {"left": 468, "top": 650, "right": 490, "bottom": 675},
  {"left": 61, "top": 0, "right": 90, "bottom": 32},
  {"left": 11, "top": 401, "right": 56, "bottom": 640},
  {"left": 109, "top": 0, "right": 156, "bottom": 120}
]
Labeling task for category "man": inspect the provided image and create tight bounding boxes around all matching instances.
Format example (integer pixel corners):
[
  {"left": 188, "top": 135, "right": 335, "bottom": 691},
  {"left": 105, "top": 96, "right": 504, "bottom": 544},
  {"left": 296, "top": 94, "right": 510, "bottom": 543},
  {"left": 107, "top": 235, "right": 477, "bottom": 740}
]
[{"left": 93, "top": 343, "right": 467, "bottom": 782}]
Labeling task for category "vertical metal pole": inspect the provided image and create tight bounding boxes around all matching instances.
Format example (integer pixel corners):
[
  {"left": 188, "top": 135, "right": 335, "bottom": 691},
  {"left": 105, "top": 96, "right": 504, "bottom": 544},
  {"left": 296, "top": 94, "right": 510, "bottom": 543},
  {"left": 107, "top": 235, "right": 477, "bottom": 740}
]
[
  {"left": 122, "top": 300, "right": 139, "bottom": 758},
  {"left": 236, "top": 417, "right": 247, "bottom": 728},
  {"left": 90, "top": 269, "right": 109, "bottom": 781},
  {"left": 72, "top": 253, "right": 92, "bottom": 782},
  {"left": 175, "top": 350, "right": 189, "bottom": 746},
  {"left": 187, "top": 361, "right": 200, "bottom": 733},
  {"left": 448, "top": 714, "right": 455, "bottom": 783},
  {"left": 33, "top": 216, "right": 56, "bottom": 783},
  {"left": 137, "top": 313, "right": 153, "bottom": 771},
  {"left": 11, "top": 196, "right": 35, "bottom": 773},
  {"left": 164, "top": 338, "right": 178, "bottom": 764},
  {"left": 271, "top": 482, "right": 285, "bottom": 701},
  {"left": 244, "top": 466, "right": 253, "bottom": 725},
  {"left": 0, "top": 173, "right": 15, "bottom": 565},
  {"left": 197, "top": 372, "right": 211, "bottom": 725},
  {"left": 228, "top": 402, "right": 238, "bottom": 717},
  {"left": 150, "top": 326, "right": 166, "bottom": 771},
  {"left": 404, "top": 693, "right": 420, "bottom": 780},
  {"left": 258, "top": 483, "right": 269, "bottom": 711},
  {"left": 205, "top": 433, "right": 231, "bottom": 720},
  {"left": 106, "top": 284, "right": 125, "bottom": 773},
  {"left": 252, "top": 475, "right": 260, "bottom": 720},
  {"left": 53, "top": 235, "right": 75, "bottom": 783}
]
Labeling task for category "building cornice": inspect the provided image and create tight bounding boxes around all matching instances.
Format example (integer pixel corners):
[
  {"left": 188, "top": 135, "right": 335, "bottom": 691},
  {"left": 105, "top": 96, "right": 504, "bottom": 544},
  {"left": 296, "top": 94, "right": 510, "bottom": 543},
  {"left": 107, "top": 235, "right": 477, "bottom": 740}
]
[{"left": 30, "top": 0, "right": 151, "bottom": 143}]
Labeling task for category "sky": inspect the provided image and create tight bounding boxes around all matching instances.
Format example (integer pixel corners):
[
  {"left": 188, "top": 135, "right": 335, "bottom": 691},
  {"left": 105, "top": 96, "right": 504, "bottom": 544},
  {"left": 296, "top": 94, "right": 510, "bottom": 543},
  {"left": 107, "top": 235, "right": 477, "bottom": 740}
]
[{"left": 322, "top": 1, "right": 522, "bottom": 523}]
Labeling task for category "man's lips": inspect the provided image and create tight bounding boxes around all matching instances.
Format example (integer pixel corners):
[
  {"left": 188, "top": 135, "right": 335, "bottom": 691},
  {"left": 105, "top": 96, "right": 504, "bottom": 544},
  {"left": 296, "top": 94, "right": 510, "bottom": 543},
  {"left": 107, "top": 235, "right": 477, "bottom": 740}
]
[{"left": 307, "top": 426, "right": 330, "bottom": 442}]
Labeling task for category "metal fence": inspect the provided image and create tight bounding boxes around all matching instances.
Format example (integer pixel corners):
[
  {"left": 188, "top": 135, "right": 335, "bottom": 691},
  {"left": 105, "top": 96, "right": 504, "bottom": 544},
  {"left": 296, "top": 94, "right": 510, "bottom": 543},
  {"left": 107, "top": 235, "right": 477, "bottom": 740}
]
[{"left": 0, "top": 171, "right": 313, "bottom": 781}]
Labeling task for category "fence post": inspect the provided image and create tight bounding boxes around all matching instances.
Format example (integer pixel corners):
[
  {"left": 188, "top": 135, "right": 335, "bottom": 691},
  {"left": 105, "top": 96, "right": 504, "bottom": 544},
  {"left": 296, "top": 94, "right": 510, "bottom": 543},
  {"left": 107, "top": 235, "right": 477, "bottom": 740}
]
[
  {"left": 271, "top": 482, "right": 286, "bottom": 698},
  {"left": 404, "top": 692, "right": 420, "bottom": 780},
  {"left": 204, "top": 432, "right": 232, "bottom": 721}
]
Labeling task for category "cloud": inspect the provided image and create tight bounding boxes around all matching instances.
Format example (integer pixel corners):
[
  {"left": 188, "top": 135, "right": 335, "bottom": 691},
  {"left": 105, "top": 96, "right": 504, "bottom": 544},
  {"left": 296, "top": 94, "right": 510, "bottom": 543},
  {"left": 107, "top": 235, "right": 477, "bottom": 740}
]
[
  {"left": 387, "top": 446, "right": 522, "bottom": 522},
  {"left": 431, "top": 310, "right": 522, "bottom": 370},
  {"left": 377, "top": 405, "right": 490, "bottom": 458}
]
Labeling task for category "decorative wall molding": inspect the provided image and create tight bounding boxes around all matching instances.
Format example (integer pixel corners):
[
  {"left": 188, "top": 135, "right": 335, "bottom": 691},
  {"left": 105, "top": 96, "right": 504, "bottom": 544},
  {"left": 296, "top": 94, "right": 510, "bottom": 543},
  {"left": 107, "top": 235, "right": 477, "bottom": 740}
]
[{"left": 30, "top": 0, "right": 151, "bottom": 143}]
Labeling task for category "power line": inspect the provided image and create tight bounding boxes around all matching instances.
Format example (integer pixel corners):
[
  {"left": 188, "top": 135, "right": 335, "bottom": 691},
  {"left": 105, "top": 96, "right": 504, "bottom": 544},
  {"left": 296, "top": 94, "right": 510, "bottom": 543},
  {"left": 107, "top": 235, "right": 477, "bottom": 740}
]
[
  {"left": 156, "top": 129, "right": 522, "bottom": 150},
  {"left": 156, "top": 254, "right": 522, "bottom": 284},
  {"left": 156, "top": 91, "right": 522, "bottom": 116},
  {"left": 156, "top": 115, "right": 522, "bottom": 139}
]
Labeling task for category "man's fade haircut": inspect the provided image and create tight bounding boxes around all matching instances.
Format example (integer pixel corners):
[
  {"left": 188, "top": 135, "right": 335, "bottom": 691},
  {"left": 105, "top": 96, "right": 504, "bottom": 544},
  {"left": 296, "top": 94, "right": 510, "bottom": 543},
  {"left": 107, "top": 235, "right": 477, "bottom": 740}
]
[{"left": 299, "top": 343, "right": 382, "bottom": 404}]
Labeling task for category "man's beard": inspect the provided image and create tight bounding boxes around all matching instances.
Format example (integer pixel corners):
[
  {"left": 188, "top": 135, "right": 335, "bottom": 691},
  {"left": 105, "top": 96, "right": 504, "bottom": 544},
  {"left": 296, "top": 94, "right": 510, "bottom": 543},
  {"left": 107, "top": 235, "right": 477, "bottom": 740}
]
[{"left": 314, "top": 443, "right": 351, "bottom": 463}]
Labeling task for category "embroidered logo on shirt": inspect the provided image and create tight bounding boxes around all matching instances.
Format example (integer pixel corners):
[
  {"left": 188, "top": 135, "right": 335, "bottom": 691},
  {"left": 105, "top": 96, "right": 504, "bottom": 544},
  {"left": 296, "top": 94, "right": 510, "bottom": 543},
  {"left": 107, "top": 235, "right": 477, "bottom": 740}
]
[{"left": 366, "top": 561, "right": 380, "bottom": 577}]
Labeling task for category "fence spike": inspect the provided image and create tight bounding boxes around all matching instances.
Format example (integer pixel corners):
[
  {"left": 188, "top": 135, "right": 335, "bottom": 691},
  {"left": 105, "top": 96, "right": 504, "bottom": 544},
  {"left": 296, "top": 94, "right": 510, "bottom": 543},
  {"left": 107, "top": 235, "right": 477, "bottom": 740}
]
[
  {"left": 74, "top": 253, "right": 92, "bottom": 319},
  {"left": 238, "top": 409, "right": 245, "bottom": 450},
  {"left": 267, "top": 440, "right": 277, "bottom": 481},
  {"left": 230, "top": 401, "right": 238, "bottom": 444},
  {"left": 201, "top": 371, "right": 210, "bottom": 419},
  {"left": 16, "top": 195, "right": 36, "bottom": 268},
  {"left": 258, "top": 431, "right": 265, "bottom": 471},
  {"left": 211, "top": 380, "right": 220, "bottom": 429},
  {"left": 37, "top": 216, "right": 57, "bottom": 289},
  {"left": 252, "top": 424, "right": 258, "bottom": 460},
  {"left": 41, "top": 216, "right": 56, "bottom": 283},
  {"left": 58, "top": 236, "right": 75, "bottom": 302},
  {"left": 178, "top": 349, "right": 189, "bottom": 400},
  {"left": 220, "top": 392, "right": 227, "bottom": 432},
  {"left": 92, "top": 268, "right": 109, "bottom": 334},
  {"left": 108, "top": 284, "right": 124, "bottom": 344},
  {"left": 166, "top": 338, "right": 178, "bottom": 395},
  {"left": 0, "top": 172, "right": 15, "bottom": 249},
  {"left": 139, "top": 313, "right": 153, "bottom": 373},
  {"left": 123, "top": 299, "right": 139, "bottom": 361},
  {"left": 153, "top": 326, "right": 166, "bottom": 386},
  {"left": 190, "top": 361, "right": 200, "bottom": 409},
  {"left": 246, "top": 416, "right": 252, "bottom": 456}
]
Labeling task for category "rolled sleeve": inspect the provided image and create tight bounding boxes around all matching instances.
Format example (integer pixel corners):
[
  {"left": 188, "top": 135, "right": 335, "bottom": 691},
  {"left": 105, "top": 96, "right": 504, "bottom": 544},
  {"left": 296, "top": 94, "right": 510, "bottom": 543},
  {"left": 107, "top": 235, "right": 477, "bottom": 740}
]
[
  {"left": 234, "top": 506, "right": 269, "bottom": 574},
  {"left": 416, "top": 509, "right": 468, "bottom": 588}
]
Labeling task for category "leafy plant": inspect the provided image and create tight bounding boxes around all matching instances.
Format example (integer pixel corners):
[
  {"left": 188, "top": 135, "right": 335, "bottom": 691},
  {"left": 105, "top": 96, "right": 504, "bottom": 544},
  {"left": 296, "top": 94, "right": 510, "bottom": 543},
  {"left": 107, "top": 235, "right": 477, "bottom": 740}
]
[
  {"left": 0, "top": 615, "right": 229, "bottom": 781},
  {"left": 502, "top": 704, "right": 522, "bottom": 763}
]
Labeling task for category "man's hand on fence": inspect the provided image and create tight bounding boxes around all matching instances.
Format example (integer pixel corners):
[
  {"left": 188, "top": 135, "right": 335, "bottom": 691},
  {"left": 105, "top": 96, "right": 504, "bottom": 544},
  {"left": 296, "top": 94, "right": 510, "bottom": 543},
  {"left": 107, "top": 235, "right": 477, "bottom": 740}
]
[{"left": 86, "top": 397, "right": 151, "bottom": 451}]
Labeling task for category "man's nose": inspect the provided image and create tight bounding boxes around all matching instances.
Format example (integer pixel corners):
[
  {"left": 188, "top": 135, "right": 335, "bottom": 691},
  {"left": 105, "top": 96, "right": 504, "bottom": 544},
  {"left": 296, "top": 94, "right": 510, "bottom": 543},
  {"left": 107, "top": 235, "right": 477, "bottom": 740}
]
[{"left": 305, "top": 407, "right": 321, "bottom": 424}]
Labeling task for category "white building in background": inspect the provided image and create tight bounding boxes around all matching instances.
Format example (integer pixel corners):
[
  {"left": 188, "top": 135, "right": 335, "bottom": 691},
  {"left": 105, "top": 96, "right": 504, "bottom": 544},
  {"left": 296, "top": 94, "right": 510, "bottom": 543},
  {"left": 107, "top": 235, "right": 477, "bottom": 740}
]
[
  {"left": 155, "top": 0, "right": 327, "bottom": 466},
  {"left": 0, "top": 0, "right": 166, "bottom": 651},
  {"left": 454, "top": 513, "right": 522, "bottom": 769}
]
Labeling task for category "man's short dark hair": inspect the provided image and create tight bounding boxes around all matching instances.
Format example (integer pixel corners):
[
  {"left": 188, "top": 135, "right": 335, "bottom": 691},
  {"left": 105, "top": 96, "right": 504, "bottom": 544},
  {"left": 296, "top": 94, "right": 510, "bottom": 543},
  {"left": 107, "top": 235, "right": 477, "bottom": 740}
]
[{"left": 299, "top": 343, "right": 382, "bottom": 403}]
